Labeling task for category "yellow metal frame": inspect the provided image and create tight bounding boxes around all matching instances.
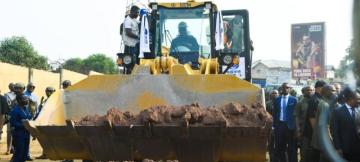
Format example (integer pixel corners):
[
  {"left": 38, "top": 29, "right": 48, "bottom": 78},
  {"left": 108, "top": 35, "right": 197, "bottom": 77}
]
[
  {"left": 157, "top": 1, "right": 205, "bottom": 8},
  {"left": 137, "top": 57, "right": 218, "bottom": 75},
  {"left": 157, "top": 0, "right": 218, "bottom": 11}
]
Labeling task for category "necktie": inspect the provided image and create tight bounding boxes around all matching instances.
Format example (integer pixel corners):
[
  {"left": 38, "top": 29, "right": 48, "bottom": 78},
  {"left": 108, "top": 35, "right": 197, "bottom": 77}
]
[
  {"left": 351, "top": 108, "right": 356, "bottom": 120},
  {"left": 282, "top": 96, "right": 287, "bottom": 120},
  {"left": 282, "top": 97, "right": 287, "bottom": 108}
]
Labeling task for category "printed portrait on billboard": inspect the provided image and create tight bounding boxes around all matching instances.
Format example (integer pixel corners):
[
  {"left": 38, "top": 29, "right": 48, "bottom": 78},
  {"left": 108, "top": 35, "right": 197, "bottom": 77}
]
[{"left": 291, "top": 23, "right": 325, "bottom": 79}]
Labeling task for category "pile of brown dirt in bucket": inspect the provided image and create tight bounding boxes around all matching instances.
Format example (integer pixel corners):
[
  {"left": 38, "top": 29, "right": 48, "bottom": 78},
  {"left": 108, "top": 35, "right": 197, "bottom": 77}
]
[
  {"left": 75, "top": 108, "right": 140, "bottom": 126},
  {"left": 75, "top": 102, "right": 272, "bottom": 128}
]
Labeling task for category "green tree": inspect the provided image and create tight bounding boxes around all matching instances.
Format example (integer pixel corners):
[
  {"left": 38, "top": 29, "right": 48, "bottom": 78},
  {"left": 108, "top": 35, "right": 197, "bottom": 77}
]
[
  {"left": 82, "top": 54, "right": 117, "bottom": 74},
  {"left": 63, "top": 58, "right": 84, "bottom": 73},
  {"left": 0, "top": 36, "right": 49, "bottom": 70},
  {"left": 63, "top": 54, "right": 117, "bottom": 74},
  {"left": 336, "top": 41, "right": 355, "bottom": 79}
]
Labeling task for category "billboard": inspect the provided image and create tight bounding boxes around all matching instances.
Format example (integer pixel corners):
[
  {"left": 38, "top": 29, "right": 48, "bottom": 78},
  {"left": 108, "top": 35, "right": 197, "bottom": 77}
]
[{"left": 291, "top": 22, "right": 326, "bottom": 79}]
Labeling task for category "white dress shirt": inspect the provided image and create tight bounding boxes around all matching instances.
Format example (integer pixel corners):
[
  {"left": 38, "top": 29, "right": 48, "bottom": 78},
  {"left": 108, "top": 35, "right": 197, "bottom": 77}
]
[
  {"left": 345, "top": 103, "right": 358, "bottom": 118},
  {"left": 280, "top": 94, "right": 289, "bottom": 121}
]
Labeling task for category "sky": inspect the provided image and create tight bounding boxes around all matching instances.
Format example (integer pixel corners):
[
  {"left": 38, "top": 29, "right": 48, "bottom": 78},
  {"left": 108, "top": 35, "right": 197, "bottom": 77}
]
[{"left": 0, "top": 0, "right": 353, "bottom": 67}]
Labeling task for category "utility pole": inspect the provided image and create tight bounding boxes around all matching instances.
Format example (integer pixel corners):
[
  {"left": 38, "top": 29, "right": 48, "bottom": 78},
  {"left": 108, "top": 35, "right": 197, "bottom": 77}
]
[{"left": 28, "top": 67, "right": 33, "bottom": 83}]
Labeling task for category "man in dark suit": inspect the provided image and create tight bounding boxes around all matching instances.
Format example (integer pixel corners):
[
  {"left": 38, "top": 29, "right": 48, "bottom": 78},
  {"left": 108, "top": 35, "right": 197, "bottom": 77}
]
[
  {"left": 332, "top": 88, "right": 360, "bottom": 162},
  {"left": 273, "top": 82, "right": 298, "bottom": 162}
]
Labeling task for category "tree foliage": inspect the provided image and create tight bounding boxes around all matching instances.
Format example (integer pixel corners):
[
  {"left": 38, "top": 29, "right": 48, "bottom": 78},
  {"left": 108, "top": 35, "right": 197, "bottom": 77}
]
[
  {"left": 336, "top": 41, "right": 355, "bottom": 79},
  {"left": 82, "top": 54, "right": 117, "bottom": 74},
  {"left": 0, "top": 36, "right": 117, "bottom": 74},
  {"left": 0, "top": 36, "right": 49, "bottom": 70},
  {"left": 63, "top": 54, "right": 117, "bottom": 74},
  {"left": 63, "top": 58, "right": 83, "bottom": 73}
]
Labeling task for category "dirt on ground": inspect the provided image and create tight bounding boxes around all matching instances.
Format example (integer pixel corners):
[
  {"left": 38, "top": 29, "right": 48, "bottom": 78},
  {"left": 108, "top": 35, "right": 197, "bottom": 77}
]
[{"left": 75, "top": 102, "right": 272, "bottom": 128}]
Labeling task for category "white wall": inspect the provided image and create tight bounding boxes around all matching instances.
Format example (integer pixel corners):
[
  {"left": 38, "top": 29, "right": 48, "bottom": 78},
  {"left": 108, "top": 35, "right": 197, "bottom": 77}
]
[{"left": 252, "top": 63, "right": 291, "bottom": 85}]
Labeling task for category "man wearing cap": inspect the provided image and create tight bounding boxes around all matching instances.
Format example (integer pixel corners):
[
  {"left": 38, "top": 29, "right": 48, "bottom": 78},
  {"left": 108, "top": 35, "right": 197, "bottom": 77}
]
[
  {"left": 22, "top": 84, "right": 38, "bottom": 160},
  {"left": 273, "top": 83, "right": 298, "bottom": 162},
  {"left": 14, "top": 82, "right": 26, "bottom": 96},
  {"left": 170, "top": 21, "right": 199, "bottom": 54},
  {"left": 10, "top": 94, "right": 33, "bottom": 162},
  {"left": 3, "top": 83, "right": 15, "bottom": 138},
  {"left": 304, "top": 80, "right": 327, "bottom": 162},
  {"left": 122, "top": 5, "right": 140, "bottom": 63},
  {"left": 0, "top": 83, "right": 16, "bottom": 136},
  {"left": 5, "top": 83, "right": 16, "bottom": 109},
  {"left": 62, "top": 80, "right": 72, "bottom": 89},
  {"left": 5, "top": 82, "right": 25, "bottom": 155},
  {"left": 24, "top": 83, "right": 38, "bottom": 118}
]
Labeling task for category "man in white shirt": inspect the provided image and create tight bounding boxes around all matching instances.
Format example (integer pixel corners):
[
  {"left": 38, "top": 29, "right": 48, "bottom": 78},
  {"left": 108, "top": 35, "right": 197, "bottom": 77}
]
[{"left": 122, "top": 5, "right": 140, "bottom": 63}]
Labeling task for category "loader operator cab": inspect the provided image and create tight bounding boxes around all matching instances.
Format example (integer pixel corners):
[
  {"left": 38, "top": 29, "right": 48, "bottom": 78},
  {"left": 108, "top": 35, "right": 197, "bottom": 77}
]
[
  {"left": 169, "top": 21, "right": 200, "bottom": 62},
  {"left": 157, "top": 6, "right": 206, "bottom": 67},
  {"left": 117, "top": 1, "right": 252, "bottom": 81}
]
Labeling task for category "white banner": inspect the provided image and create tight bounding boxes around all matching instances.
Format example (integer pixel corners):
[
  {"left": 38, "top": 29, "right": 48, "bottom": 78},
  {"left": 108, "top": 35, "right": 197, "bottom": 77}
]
[
  {"left": 139, "top": 14, "right": 150, "bottom": 58},
  {"left": 215, "top": 11, "right": 224, "bottom": 50}
]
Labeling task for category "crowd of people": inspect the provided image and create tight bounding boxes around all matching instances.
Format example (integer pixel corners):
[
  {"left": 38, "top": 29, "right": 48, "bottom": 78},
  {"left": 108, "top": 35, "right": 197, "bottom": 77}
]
[
  {"left": 0, "top": 80, "right": 71, "bottom": 162},
  {"left": 266, "top": 81, "right": 360, "bottom": 162}
]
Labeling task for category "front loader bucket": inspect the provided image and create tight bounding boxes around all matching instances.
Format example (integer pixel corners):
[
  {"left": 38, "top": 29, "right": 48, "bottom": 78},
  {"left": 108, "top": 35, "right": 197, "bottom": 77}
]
[{"left": 27, "top": 74, "right": 268, "bottom": 162}]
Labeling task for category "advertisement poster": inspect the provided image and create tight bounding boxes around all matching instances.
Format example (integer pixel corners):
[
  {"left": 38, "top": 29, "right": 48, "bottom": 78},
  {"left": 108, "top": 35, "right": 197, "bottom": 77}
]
[{"left": 291, "top": 22, "right": 326, "bottom": 79}]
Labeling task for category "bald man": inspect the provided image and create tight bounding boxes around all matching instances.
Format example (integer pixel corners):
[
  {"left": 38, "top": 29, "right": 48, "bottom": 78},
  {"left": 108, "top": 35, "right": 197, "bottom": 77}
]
[{"left": 295, "top": 86, "right": 314, "bottom": 162}]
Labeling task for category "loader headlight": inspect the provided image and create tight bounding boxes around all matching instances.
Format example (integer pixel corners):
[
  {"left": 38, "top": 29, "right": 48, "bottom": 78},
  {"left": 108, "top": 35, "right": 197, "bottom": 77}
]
[
  {"left": 223, "top": 55, "right": 233, "bottom": 65},
  {"left": 151, "top": 4, "right": 157, "bottom": 10},
  {"left": 205, "top": 2, "right": 212, "bottom": 9},
  {"left": 123, "top": 55, "right": 132, "bottom": 65},
  {"left": 117, "top": 58, "right": 123, "bottom": 65}
]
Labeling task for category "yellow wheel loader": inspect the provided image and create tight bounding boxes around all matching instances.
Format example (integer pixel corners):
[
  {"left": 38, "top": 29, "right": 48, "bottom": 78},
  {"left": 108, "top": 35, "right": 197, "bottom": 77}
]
[{"left": 25, "top": 1, "right": 268, "bottom": 162}]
